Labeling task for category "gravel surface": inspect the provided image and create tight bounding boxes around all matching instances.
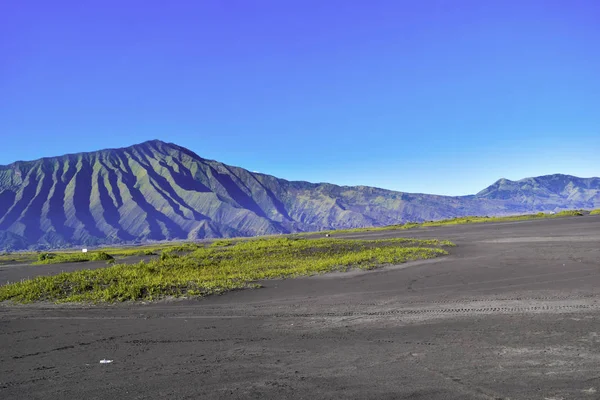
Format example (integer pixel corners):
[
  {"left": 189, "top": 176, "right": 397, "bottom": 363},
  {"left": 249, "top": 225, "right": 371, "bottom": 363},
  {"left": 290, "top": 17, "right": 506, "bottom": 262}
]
[{"left": 1, "top": 215, "right": 600, "bottom": 399}]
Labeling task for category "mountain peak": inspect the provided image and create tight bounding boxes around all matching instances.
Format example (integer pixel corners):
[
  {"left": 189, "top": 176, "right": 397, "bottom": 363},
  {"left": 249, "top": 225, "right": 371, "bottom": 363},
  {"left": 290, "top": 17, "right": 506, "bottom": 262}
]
[
  {"left": 129, "top": 139, "right": 171, "bottom": 150},
  {"left": 135, "top": 138, "right": 160, "bottom": 145},
  {"left": 0, "top": 142, "right": 599, "bottom": 251},
  {"left": 476, "top": 173, "right": 600, "bottom": 200},
  {"left": 519, "top": 173, "right": 575, "bottom": 182}
]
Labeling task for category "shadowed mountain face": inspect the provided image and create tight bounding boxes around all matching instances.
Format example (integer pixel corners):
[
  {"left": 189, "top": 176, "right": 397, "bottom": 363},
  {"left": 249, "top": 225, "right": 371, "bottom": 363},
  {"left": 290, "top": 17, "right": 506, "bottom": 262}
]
[{"left": 0, "top": 140, "right": 598, "bottom": 250}]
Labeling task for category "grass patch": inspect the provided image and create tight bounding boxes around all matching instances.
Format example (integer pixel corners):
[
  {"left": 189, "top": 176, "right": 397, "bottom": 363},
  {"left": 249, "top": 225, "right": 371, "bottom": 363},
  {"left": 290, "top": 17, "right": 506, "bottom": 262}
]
[
  {"left": 210, "top": 239, "right": 235, "bottom": 247},
  {"left": 95, "top": 242, "right": 202, "bottom": 257},
  {"left": 34, "top": 251, "right": 114, "bottom": 264},
  {"left": 1, "top": 242, "right": 200, "bottom": 267},
  {"left": 312, "top": 210, "right": 586, "bottom": 235},
  {"left": 0, "top": 237, "right": 452, "bottom": 303},
  {"left": 421, "top": 210, "right": 583, "bottom": 227},
  {"left": 591, "top": 209, "right": 600, "bottom": 216},
  {"left": 0, "top": 252, "right": 37, "bottom": 266}
]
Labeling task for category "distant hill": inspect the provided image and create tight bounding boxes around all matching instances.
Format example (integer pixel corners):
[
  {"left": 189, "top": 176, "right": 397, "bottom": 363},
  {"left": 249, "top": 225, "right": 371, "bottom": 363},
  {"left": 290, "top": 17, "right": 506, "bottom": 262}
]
[
  {"left": 0, "top": 140, "right": 598, "bottom": 250},
  {"left": 476, "top": 175, "right": 600, "bottom": 207}
]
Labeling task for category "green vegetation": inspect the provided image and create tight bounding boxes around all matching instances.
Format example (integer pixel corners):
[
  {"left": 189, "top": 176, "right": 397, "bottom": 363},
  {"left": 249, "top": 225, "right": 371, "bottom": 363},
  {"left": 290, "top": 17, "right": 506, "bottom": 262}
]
[
  {"left": 0, "top": 242, "right": 199, "bottom": 267},
  {"left": 210, "top": 239, "right": 235, "bottom": 247},
  {"left": 0, "top": 237, "right": 452, "bottom": 303},
  {"left": 35, "top": 251, "right": 114, "bottom": 264},
  {"left": 591, "top": 209, "right": 600, "bottom": 215},
  {"left": 312, "top": 210, "right": 586, "bottom": 236},
  {"left": 0, "top": 252, "right": 37, "bottom": 266},
  {"left": 84, "top": 242, "right": 200, "bottom": 257},
  {"left": 421, "top": 210, "right": 583, "bottom": 226}
]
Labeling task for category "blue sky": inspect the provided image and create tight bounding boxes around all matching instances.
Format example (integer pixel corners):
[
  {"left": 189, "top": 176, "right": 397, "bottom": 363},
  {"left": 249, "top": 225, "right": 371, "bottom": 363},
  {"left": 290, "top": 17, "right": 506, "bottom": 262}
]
[{"left": 1, "top": 0, "right": 599, "bottom": 195}]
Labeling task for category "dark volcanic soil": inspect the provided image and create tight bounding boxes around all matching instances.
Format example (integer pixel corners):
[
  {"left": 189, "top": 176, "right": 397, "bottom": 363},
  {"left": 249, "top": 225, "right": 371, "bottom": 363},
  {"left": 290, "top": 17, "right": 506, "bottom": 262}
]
[{"left": 2, "top": 215, "right": 600, "bottom": 400}]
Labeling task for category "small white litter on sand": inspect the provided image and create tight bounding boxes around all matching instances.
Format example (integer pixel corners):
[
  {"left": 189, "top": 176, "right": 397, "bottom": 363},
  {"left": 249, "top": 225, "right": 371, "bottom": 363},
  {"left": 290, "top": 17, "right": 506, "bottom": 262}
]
[{"left": 99, "top": 359, "right": 113, "bottom": 364}]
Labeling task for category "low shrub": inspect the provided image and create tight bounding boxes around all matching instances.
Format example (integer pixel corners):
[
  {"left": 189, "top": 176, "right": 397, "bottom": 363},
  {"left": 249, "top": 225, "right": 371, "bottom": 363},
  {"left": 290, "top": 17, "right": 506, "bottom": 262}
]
[
  {"left": 210, "top": 239, "right": 234, "bottom": 247},
  {"left": 38, "top": 253, "right": 56, "bottom": 262},
  {"left": 90, "top": 252, "right": 113, "bottom": 261}
]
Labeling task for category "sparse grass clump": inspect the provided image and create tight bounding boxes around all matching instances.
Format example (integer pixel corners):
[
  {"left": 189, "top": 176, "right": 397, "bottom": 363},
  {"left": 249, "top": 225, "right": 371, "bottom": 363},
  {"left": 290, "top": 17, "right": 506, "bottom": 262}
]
[
  {"left": 0, "top": 237, "right": 453, "bottom": 303},
  {"left": 313, "top": 209, "right": 586, "bottom": 236},
  {"left": 91, "top": 252, "right": 114, "bottom": 261},
  {"left": 97, "top": 245, "right": 168, "bottom": 257},
  {"left": 34, "top": 251, "right": 114, "bottom": 265},
  {"left": 0, "top": 252, "right": 37, "bottom": 266},
  {"left": 164, "top": 243, "right": 201, "bottom": 253},
  {"left": 590, "top": 209, "right": 600, "bottom": 216},
  {"left": 159, "top": 249, "right": 180, "bottom": 261},
  {"left": 420, "top": 210, "right": 583, "bottom": 226},
  {"left": 210, "top": 239, "right": 235, "bottom": 247},
  {"left": 138, "top": 250, "right": 157, "bottom": 256}
]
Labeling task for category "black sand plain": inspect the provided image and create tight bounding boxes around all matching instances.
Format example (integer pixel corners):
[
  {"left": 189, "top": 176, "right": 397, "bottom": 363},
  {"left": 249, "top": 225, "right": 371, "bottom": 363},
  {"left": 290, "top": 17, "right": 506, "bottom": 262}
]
[{"left": 1, "top": 215, "right": 600, "bottom": 399}]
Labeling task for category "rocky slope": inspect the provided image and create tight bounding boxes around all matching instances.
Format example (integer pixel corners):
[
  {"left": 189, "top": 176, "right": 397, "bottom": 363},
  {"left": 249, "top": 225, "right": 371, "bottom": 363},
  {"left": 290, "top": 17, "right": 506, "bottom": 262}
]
[{"left": 0, "top": 140, "right": 598, "bottom": 250}]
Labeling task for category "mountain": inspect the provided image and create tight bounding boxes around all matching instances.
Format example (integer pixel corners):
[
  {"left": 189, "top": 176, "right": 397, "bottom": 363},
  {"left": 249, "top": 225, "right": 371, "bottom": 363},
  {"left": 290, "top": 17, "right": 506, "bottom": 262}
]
[
  {"left": 0, "top": 140, "right": 598, "bottom": 250},
  {"left": 476, "top": 175, "right": 600, "bottom": 207}
]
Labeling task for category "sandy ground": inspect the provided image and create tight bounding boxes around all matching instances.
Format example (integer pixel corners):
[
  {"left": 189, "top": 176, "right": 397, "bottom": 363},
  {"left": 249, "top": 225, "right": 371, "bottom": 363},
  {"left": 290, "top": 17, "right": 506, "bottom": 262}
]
[{"left": 1, "top": 215, "right": 600, "bottom": 399}]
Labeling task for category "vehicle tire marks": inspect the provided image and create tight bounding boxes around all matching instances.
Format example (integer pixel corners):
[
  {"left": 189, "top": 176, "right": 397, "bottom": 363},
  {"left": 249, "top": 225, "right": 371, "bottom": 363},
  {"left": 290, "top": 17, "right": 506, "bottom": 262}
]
[
  {"left": 126, "top": 337, "right": 272, "bottom": 345},
  {"left": 403, "top": 293, "right": 600, "bottom": 305},
  {"left": 186, "top": 294, "right": 600, "bottom": 312},
  {"left": 289, "top": 335, "right": 438, "bottom": 345},
  {"left": 222, "top": 303, "right": 600, "bottom": 319},
  {"left": 11, "top": 345, "right": 75, "bottom": 360},
  {"left": 9, "top": 300, "right": 598, "bottom": 322},
  {"left": 11, "top": 331, "right": 150, "bottom": 360},
  {"left": 0, "top": 376, "right": 50, "bottom": 390}
]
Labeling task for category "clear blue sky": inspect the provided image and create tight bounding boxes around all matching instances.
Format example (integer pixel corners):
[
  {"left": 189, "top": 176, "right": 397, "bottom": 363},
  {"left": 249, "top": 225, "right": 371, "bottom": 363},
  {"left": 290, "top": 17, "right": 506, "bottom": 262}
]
[{"left": 1, "top": 0, "right": 599, "bottom": 195}]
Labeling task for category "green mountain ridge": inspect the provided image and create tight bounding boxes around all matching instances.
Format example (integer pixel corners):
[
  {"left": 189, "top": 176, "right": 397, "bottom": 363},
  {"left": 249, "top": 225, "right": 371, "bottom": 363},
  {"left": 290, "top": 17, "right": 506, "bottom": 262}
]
[{"left": 0, "top": 140, "right": 598, "bottom": 250}]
